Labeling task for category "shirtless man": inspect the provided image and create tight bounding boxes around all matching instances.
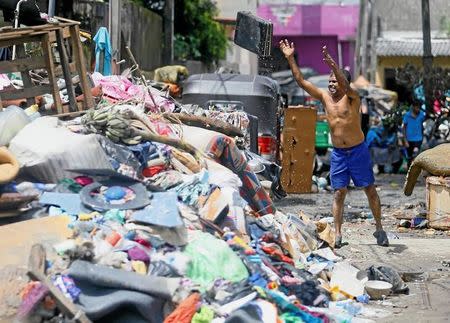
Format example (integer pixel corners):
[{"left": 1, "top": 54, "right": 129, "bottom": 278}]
[{"left": 280, "top": 39, "right": 389, "bottom": 247}]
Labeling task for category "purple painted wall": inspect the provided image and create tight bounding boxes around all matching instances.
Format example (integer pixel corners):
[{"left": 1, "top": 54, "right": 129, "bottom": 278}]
[
  {"left": 340, "top": 40, "right": 355, "bottom": 71},
  {"left": 258, "top": 3, "right": 359, "bottom": 73},
  {"left": 258, "top": 4, "right": 358, "bottom": 39},
  {"left": 274, "top": 35, "right": 339, "bottom": 74}
]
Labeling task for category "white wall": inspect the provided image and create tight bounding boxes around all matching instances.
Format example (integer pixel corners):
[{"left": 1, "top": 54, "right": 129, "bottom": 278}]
[{"left": 215, "top": 0, "right": 259, "bottom": 75}]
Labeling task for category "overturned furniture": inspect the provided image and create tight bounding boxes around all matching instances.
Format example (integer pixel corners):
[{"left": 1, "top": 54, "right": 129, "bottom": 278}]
[
  {"left": 280, "top": 106, "right": 317, "bottom": 193},
  {"left": 0, "top": 17, "right": 94, "bottom": 113}
]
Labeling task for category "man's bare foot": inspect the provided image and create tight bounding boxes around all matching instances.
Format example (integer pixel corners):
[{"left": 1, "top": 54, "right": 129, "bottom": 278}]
[{"left": 373, "top": 230, "right": 389, "bottom": 247}]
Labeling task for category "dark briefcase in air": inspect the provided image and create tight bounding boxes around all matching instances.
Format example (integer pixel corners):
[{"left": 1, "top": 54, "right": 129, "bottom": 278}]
[{"left": 234, "top": 11, "right": 273, "bottom": 57}]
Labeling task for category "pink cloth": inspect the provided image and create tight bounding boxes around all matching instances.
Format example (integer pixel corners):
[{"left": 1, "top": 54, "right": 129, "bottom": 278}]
[
  {"left": 0, "top": 74, "right": 11, "bottom": 91},
  {"left": 91, "top": 72, "right": 175, "bottom": 112}
]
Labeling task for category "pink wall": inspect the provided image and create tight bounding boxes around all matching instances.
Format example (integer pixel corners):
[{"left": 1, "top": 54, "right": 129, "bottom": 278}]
[
  {"left": 257, "top": 4, "right": 359, "bottom": 39},
  {"left": 259, "top": 3, "right": 358, "bottom": 74},
  {"left": 274, "top": 35, "right": 339, "bottom": 74}
]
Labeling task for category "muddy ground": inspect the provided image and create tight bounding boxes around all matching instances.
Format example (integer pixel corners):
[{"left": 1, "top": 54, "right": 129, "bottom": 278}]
[{"left": 274, "top": 174, "right": 450, "bottom": 322}]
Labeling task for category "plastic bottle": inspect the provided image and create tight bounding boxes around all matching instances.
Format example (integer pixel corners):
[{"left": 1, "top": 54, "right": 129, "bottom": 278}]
[
  {"left": 24, "top": 104, "right": 41, "bottom": 121},
  {"left": 0, "top": 105, "right": 30, "bottom": 146},
  {"left": 335, "top": 300, "right": 362, "bottom": 316},
  {"left": 356, "top": 294, "right": 370, "bottom": 304}
]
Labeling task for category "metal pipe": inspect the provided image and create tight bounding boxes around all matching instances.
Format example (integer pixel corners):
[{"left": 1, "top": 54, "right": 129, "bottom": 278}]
[
  {"left": 12, "top": 0, "right": 30, "bottom": 60},
  {"left": 48, "top": 0, "right": 55, "bottom": 17}
]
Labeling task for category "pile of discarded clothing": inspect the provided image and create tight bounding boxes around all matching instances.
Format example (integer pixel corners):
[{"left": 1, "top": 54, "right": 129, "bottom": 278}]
[{"left": 0, "top": 72, "right": 408, "bottom": 323}]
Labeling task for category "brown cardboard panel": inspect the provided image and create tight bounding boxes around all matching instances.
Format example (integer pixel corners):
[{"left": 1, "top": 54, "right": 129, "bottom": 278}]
[{"left": 280, "top": 107, "right": 317, "bottom": 193}]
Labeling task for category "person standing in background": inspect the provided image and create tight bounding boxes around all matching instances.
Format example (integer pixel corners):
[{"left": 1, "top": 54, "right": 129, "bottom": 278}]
[{"left": 403, "top": 100, "right": 426, "bottom": 169}]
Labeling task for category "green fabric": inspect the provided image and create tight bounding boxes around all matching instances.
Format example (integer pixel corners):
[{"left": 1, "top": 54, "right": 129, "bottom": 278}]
[
  {"left": 104, "top": 209, "right": 126, "bottom": 224},
  {"left": 280, "top": 312, "right": 304, "bottom": 323},
  {"left": 191, "top": 306, "right": 214, "bottom": 323},
  {"left": 58, "top": 179, "right": 82, "bottom": 193},
  {"left": 184, "top": 231, "right": 248, "bottom": 289}
]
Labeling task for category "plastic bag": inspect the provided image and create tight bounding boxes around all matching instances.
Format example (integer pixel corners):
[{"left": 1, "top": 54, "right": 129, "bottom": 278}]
[
  {"left": 183, "top": 231, "right": 248, "bottom": 289},
  {"left": 0, "top": 105, "right": 30, "bottom": 146}
]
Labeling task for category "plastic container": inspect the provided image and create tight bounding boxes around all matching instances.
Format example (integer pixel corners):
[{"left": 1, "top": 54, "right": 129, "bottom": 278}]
[
  {"left": 364, "top": 280, "right": 392, "bottom": 300},
  {"left": 0, "top": 105, "right": 30, "bottom": 146},
  {"left": 315, "top": 121, "right": 331, "bottom": 148},
  {"left": 24, "top": 104, "right": 41, "bottom": 121}
]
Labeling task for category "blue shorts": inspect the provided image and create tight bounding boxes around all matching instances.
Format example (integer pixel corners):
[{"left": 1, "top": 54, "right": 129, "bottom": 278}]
[{"left": 330, "top": 141, "right": 375, "bottom": 189}]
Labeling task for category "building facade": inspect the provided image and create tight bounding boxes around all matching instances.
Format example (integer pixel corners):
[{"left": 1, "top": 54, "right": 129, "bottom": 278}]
[
  {"left": 257, "top": 0, "right": 359, "bottom": 75},
  {"left": 215, "top": 0, "right": 259, "bottom": 75}
]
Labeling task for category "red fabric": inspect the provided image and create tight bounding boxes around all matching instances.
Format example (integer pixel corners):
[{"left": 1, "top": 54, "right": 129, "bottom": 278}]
[
  {"left": 74, "top": 176, "right": 94, "bottom": 186},
  {"left": 134, "top": 238, "right": 151, "bottom": 248},
  {"left": 261, "top": 246, "right": 294, "bottom": 265},
  {"left": 164, "top": 293, "right": 200, "bottom": 323},
  {"left": 142, "top": 165, "right": 165, "bottom": 177}
]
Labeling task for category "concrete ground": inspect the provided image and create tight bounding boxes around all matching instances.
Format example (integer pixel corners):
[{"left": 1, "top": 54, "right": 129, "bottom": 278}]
[{"left": 274, "top": 174, "right": 450, "bottom": 322}]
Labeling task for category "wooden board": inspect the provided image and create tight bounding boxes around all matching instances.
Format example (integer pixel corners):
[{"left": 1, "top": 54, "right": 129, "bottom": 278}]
[
  {"left": 0, "top": 56, "right": 46, "bottom": 73},
  {"left": 280, "top": 107, "right": 317, "bottom": 193},
  {"left": 0, "top": 216, "right": 72, "bottom": 269},
  {"left": 0, "top": 85, "right": 52, "bottom": 101}
]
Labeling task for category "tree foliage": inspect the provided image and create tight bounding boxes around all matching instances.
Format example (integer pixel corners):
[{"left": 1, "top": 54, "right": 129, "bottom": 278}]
[
  {"left": 174, "top": 0, "right": 227, "bottom": 64},
  {"left": 439, "top": 16, "right": 450, "bottom": 36}
]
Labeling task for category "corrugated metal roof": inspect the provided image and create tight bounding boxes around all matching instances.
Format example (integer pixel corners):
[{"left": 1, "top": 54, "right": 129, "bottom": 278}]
[{"left": 376, "top": 38, "right": 450, "bottom": 57}]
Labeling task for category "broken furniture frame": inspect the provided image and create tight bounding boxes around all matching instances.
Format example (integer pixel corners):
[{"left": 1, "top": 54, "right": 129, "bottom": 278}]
[{"left": 0, "top": 17, "right": 94, "bottom": 113}]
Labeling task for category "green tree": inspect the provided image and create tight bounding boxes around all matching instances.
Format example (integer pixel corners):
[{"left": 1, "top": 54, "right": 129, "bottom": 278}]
[
  {"left": 439, "top": 16, "right": 450, "bottom": 36},
  {"left": 174, "top": 0, "right": 227, "bottom": 64}
]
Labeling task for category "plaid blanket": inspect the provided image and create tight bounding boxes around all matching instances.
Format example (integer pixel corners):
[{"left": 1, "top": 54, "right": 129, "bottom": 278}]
[{"left": 205, "top": 135, "right": 275, "bottom": 215}]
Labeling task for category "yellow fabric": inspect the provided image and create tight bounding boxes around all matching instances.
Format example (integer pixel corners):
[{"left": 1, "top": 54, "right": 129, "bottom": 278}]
[
  {"left": 154, "top": 65, "right": 188, "bottom": 84},
  {"left": 0, "top": 146, "right": 19, "bottom": 184}
]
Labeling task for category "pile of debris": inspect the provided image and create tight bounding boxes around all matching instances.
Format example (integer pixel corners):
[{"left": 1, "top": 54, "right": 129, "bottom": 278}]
[{"left": 0, "top": 65, "right": 414, "bottom": 322}]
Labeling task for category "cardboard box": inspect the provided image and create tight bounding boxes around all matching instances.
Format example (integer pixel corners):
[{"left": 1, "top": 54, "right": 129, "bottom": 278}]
[{"left": 426, "top": 176, "right": 450, "bottom": 230}]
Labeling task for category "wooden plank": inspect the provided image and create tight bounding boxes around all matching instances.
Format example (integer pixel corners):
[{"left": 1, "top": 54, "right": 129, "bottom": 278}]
[
  {"left": 69, "top": 25, "right": 94, "bottom": 110},
  {"left": 56, "top": 28, "right": 77, "bottom": 112},
  {"left": 280, "top": 107, "right": 317, "bottom": 193},
  {"left": 0, "top": 216, "right": 72, "bottom": 269},
  {"left": 55, "top": 62, "right": 77, "bottom": 76},
  {"left": 48, "top": 27, "right": 71, "bottom": 43},
  {"left": 12, "top": 44, "right": 35, "bottom": 105},
  {"left": 0, "top": 85, "right": 52, "bottom": 100},
  {"left": 41, "top": 33, "right": 63, "bottom": 114},
  {"left": 54, "top": 16, "right": 81, "bottom": 25},
  {"left": 0, "top": 33, "right": 48, "bottom": 48},
  {"left": 21, "top": 71, "right": 35, "bottom": 106}
]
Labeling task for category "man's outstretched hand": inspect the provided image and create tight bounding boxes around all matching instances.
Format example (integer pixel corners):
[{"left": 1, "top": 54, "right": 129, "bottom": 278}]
[
  {"left": 322, "top": 46, "right": 337, "bottom": 69},
  {"left": 280, "top": 39, "right": 295, "bottom": 58}
]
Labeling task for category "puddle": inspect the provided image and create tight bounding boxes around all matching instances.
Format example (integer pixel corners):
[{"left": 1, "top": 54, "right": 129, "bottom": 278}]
[{"left": 401, "top": 271, "right": 428, "bottom": 282}]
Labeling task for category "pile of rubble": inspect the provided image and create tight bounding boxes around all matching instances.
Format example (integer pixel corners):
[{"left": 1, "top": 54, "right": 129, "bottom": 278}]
[{"left": 1, "top": 71, "right": 410, "bottom": 323}]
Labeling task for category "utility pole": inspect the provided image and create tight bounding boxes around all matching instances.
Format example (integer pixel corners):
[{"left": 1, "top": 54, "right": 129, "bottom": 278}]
[
  {"left": 369, "top": 0, "right": 377, "bottom": 84},
  {"left": 421, "top": 0, "right": 433, "bottom": 111},
  {"left": 110, "top": 0, "right": 121, "bottom": 61},
  {"left": 354, "top": 0, "right": 364, "bottom": 79},
  {"left": 360, "top": 0, "right": 369, "bottom": 79},
  {"left": 163, "top": 0, "right": 174, "bottom": 65}
]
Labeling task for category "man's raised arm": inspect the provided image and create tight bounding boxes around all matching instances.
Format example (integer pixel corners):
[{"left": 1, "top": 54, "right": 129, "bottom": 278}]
[
  {"left": 280, "top": 39, "right": 323, "bottom": 101},
  {"left": 321, "top": 46, "right": 359, "bottom": 100}
]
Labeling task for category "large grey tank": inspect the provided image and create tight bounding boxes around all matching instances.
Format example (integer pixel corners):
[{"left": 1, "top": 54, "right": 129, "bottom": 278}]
[{"left": 181, "top": 73, "right": 281, "bottom": 136}]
